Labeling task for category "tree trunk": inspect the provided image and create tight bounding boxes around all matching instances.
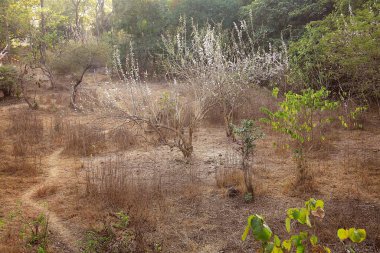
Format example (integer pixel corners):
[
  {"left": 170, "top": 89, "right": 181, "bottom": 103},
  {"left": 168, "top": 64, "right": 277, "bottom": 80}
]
[
  {"left": 70, "top": 66, "right": 89, "bottom": 109},
  {"left": 40, "top": 0, "right": 46, "bottom": 64},
  {"left": 244, "top": 167, "right": 253, "bottom": 194}
]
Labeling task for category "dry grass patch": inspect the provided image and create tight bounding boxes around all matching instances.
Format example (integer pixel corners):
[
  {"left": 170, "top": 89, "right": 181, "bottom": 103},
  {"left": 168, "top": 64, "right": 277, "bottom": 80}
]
[
  {"left": 109, "top": 126, "right": 137, "bottom": 151},
  {"left": 83, "top": 155, "right": 166, "bottom": 252},
  {"left": 33, "top": 184, "right": 58, "bottom": 199},
  {"left": 61, "top": 122, "right": 106, "bottom": 156},
  {"left": 8, "top": 110, "right": 44, "bottom": 145}
]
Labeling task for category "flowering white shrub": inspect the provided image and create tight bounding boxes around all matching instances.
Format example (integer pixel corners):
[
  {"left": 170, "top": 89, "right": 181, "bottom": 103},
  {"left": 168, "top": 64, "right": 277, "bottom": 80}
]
[{"left": 162, "top": 17, "right": 288, "bottom": 137}]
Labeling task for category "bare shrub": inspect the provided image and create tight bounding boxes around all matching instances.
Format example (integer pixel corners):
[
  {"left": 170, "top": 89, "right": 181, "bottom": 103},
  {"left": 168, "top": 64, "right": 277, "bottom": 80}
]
[
  {"left": 114, "top": 44, "right": 212, "bottom": 158},
  {"left": 162, "top": 17, "right": 288, "bottom": 137}
]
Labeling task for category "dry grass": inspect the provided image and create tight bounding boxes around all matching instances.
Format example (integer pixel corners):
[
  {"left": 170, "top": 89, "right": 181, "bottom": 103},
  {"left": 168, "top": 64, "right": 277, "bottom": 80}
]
[
  {"left": 53, "top": 121, "right": 106, "bottom": 156},
  {"left": 109, "top": 126, "right": 137, "bottom": 151},
  {"left": 33, "top": 184, "right": 58, "bottom": 199},
  {"left": 8, "top": 110, "right": 44, "bottom": 145},
  {"left": 216, "top": 168, "right": 245, "bottom": 191},
  {"left": 84, "top": 155, "right": 167, "bottom": 252}
]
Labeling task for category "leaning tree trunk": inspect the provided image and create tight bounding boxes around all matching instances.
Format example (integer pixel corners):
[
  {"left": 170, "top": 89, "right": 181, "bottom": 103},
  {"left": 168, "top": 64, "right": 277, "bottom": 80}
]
[{"left": 70, "top": 66, "right": 90, "bottom": 109}]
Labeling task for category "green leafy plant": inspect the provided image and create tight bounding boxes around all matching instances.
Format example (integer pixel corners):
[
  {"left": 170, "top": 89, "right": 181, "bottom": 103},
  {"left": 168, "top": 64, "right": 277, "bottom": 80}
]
[
  {"left": 242, "top": 198, "right": 367, "bottom": 253},
  {"left": 84, "top": 212, "right": 132, "bottom": 253},
  {"left": 18, "top": 212, "right": 49, "bottom": 252},
  {"left": 114, "top": 212, "right": 130, "bottom": 229},
  {"left": 338, "top": 228, "right": 366, "bottom": 253},
  {"left": 0, "top": 65, "right": 18, "bottom": 97},
  {"left": 232, "top": 119, "right": 264, "bottom": 196},
  {"left": 261, "top": 87, "right": 339, "bottom": 182}
]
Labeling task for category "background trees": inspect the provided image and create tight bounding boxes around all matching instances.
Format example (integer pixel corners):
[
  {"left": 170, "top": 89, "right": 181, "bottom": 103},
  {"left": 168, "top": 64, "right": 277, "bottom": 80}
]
[{"left": 0, "top": 0, "right": 378, "bottom": 109}]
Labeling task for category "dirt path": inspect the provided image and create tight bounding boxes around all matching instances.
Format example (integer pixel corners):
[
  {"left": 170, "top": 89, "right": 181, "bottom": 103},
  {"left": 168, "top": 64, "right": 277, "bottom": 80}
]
[{"left": 21, "top": 149, "right": 80, "bottom": 253}]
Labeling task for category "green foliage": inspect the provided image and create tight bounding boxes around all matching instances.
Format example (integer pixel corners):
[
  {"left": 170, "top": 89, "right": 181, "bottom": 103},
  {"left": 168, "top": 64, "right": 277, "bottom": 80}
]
[
  {"left": 261, "top": 88, "right": 339, "bottom": 179},
  {"left": 0, "top": 65, "right": 18, "bottom": 97},
  {"left": 338, "top": 228, "right": 366, "bottom": 243},
  {"left": 50, "top": 42, "right": 110, "bottom": 77},
  {"left": 242, "top": 198, "right": 367, "bottom": 253},
  {"left": 240, "top": 0, "right": 334, "bottom": 45},
  {"left": 289, "top": 1, "right": 380, "bottom": 102},
  {"left": 262, "top": 87, "right": 338, "bottom": 145},
  {"left": 114, "top": 212, "right": 129, "bottom": 229},
  {"left": 244, "top": 192, "right": 253, "bottom": 203},
  {"left": 84, "top": 211, "right": 132, "bottom": 253},
  {"left": 18, "top": 212, "right": 49, "bottom": 252},
  {"left": 233, "top": 120, "right": 264, "bottom": 164},
  {"left": 232, "top": 119, "right": 264, "bottom": 195}
]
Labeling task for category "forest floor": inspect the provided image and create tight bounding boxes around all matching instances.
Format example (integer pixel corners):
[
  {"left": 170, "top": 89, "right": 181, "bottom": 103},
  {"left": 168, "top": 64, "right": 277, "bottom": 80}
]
[{"left": 0, "top": 72, "right": 379, "bottom": 252}]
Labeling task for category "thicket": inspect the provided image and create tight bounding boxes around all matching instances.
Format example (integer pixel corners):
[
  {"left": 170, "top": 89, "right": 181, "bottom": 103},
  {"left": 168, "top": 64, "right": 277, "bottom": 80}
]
[
  {"left": 0, "top": 65, "right": 18, "bottom": 97},
  {"left": 289, "top": 0, "right": 380, "bottom": 103}
]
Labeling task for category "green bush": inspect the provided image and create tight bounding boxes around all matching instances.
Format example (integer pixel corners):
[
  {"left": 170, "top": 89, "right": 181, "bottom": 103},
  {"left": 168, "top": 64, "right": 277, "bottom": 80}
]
[
  {"left": 0, "top": 65, "right": 18, "bottom": 97},
  {"left": 50, "top": 42, "right": 110, "bottom": 78},
  {"left": 289, "top": 1, "right": 380, "bottom": 103},
  {"left": 261, "top": 87, "right": 339, "bottom": 182}
]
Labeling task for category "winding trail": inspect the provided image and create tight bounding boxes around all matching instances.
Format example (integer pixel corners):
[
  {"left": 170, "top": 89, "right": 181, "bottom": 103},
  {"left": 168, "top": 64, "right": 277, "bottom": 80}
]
[{"left": 21, "top": 149, "right": 80, "bottom": 253}]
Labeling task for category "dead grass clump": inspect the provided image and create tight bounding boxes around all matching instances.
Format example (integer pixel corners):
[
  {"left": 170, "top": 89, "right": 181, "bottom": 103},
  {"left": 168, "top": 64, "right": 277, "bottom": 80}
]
[
  {"left": 84, "top": 156, "right": 165, "bottom": 252},
  {"left": 33, "top": 184, "right": 58, "bottom": 199},
  {"left": 216, "top": 168, "right": 244, "bottom": 189},
  {"left": 0, "top": 158, "right": 40, "bottom": 176},
  {"left": 8, "top": 111, "right": 44, "bottom": 145},
  {"left": 109, "top": 126, "right": 137, "bottom": 151},
  {"left": 62, "top": 123, "right": 106, "bottom": 156},
  {"left": 85, "top": 158, "right": 163, "bottom": 208}
]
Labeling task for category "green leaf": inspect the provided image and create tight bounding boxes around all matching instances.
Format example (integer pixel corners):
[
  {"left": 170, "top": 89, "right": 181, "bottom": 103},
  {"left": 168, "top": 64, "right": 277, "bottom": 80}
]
[
  {"left": 337, "top": 228, "right": 349, "bottom": 241},
  {"left": 274, "top": 235, "right": 281, "bottom": 247},
  {"left": 247, "top": 215, "right": 273, "bottom": 242},
  {"left": 324, "top": 246, "right": 331, "bottom": 253},
  {"left": 272, "top": 87, "right": 279, "bottom": 98},
  {"left": 298, "top": 208, "right": 309, "bottom": 225},
  {"left": 348, "top": 228, "right": 366, "bottom": 243},
  {"left": 315, "top": 200, "right": 324, "bottom": 209},
  {"left": 282, "top": 239, "right": 291, "bottom": 251},
  {"left": 264, "top": 242, "right": 274, "bottom": 253},
  {"left": 310, "top": 235, "right": 318, "bottom": 246},
  {"left": 296, "top": 245, "right": 305, "bottom": 253},
  {"left": 285, "top": 218, "right": 291, "bottom": 233}
]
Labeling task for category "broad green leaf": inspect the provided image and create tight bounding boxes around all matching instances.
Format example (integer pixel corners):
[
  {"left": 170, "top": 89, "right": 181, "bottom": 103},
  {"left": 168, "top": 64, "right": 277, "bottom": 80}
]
[
  {"left": 315, "top": 200, "right": 324, "bottom": 209},
  {"left": 285, "top": 218, "right": 291, "bottom": 233},
  {"left": 337, "top": 228, "right": 349, "bottom": 241},
  {"left": 348, "top": 228, "right": 366, "bottom": 243},
  {"left": 250, "top": 215, "right": 273, "bottom": 242},
  {"left": 310, "top": 235, "right": 318, "bottom": 246},
  {"left": 324, "top": 247, "right": 331, "bottom": 253},
  {"left": 298, "top": 208, "right": 308, "bottom": 224}
]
